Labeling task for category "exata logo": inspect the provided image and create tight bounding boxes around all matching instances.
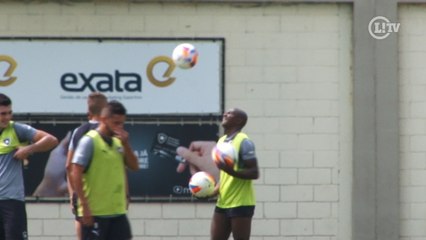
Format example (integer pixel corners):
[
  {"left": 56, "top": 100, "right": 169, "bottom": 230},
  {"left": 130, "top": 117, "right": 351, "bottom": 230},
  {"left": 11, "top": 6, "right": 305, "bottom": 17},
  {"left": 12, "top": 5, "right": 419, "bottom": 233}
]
[
  {"left": 60, "top": 70, "right": 142, "bottom": 92},
  {"left": 0, "top": 55, "right": 17, "bottom": 87},
  {"left": 60, "top": 56, "right": 177, "bottom": 92}
]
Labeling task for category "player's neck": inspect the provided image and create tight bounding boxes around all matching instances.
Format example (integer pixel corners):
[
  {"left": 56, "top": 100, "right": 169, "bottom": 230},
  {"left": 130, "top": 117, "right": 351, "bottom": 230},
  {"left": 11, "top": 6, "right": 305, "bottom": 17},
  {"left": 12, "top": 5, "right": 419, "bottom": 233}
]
[
  {"left": 96, "top": 127, "right": 114, "bottom": 146},
  {"left": 91, "top": 116, "right": 101, "bottom": 122},
  {"left": 224, "top": 128, "right": 240, "bottom": 137},
  {"left": 97, "top": 126, "right": 113, "bottom": 138}
]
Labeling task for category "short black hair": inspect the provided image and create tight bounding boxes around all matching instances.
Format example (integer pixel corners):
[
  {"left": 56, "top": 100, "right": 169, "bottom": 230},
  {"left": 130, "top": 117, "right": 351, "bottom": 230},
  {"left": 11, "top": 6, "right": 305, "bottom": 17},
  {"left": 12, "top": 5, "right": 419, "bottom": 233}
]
[
  {"left": 0, "top": 93, "right": 12, "bottom": 107},
  {"left": 102, "top": 100, "right": 127, "bottom": 117}
]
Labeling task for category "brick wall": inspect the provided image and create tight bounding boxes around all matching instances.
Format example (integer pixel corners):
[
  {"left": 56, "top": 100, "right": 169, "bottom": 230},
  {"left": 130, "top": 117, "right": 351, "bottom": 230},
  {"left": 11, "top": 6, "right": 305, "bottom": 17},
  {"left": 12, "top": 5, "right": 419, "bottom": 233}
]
[
  {"left": 400, "top": 4, "right": 426, "bottom": 240},
  {"left": 0, "top": 2, "right": 352, "bottom": 239}
]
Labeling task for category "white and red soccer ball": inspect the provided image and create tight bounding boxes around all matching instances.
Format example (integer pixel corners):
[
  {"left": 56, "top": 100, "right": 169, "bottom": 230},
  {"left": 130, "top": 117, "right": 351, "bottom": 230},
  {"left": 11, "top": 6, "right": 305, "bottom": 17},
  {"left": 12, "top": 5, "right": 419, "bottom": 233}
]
[
  {"left": 188, "top": 171, "right": 216, "bottom": 198},
  {"left": 211, "top": 142, "right": 236, "bottom": 168},
  {"left": 172, "top": 43, "right": 198, "bottom": 69}
]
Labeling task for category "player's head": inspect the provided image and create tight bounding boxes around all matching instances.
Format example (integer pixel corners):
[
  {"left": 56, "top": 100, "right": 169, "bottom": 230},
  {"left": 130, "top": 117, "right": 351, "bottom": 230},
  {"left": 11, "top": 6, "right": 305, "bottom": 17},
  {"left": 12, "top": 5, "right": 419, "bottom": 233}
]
[
  {"left": 222, "top": 108, "right": 247, "bottom": 130},
  {"left": 235, "top": 108, "right": 248, "bottom": 128},
  {"left": 87, "top": 92, "right": 107, "bottom": 119},
  {"left": 101, "top": 100, "right": 127, "bottom": 136},
  {"left": 102, "top": 100, "right": 127, "bottom": 117},
  {"left": 0, "top": 94, "right": 13, "bottom": 128},
  {"left": 0, "top": 93, "right": 12, "bottom": 107}
]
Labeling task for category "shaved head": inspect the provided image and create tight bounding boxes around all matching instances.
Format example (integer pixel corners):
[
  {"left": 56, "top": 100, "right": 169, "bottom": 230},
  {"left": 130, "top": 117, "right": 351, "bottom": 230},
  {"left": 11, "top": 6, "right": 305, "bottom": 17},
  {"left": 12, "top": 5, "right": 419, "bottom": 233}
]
[
  {"left": 233, "top": 108, "right": 248, "bottom": 129},
  {"left": 222, "top": 108, "right": 248, "bottom": 131}
]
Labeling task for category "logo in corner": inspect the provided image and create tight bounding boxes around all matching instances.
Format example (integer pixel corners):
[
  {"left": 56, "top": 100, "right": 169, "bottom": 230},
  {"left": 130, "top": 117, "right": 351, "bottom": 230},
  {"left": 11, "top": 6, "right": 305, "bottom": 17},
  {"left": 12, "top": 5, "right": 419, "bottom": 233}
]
[
  {"left": 368, "top": 16, "right": 400, "bottom": 40},
  {"left": 0, "top": 55, "right": 17, "bottom": 87}
]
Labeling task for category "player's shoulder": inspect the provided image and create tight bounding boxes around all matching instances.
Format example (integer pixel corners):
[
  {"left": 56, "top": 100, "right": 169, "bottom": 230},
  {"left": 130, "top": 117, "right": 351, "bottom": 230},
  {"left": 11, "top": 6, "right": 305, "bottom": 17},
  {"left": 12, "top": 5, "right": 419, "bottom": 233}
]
[
  {"left": 12, "top": 122, "right": 37, "bottom": 142},
  {"left": 12, "top": 121, "right": 29, "bottom": 128},
  {"left": 71, "top": 122, "right": 98, "bottom": 146},
  {"left": 75, "top": 122, "right": 98, "bottom": 135},
  {"left": 233, "top": 132, "right": 250, "bottom": 146},
  {"left": 238, "top": 131, "right": 249, "bottom": 138},
  {"left": 241, "top": 138, "right": 255, "bottom": 147},
  {"left": 77, "top": 134, "right": 95, "bottom": 148},
  {"left": 240, "top": 133, "right": 255, "bottom": 151},
  {"left": 12, "top": 122, "right": 35, "bottom": 132}
]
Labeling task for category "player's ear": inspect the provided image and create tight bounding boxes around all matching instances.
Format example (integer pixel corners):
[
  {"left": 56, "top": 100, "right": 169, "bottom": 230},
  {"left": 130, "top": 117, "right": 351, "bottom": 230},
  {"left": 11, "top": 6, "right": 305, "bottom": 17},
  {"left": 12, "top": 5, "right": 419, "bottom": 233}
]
[{"left": 235, "top": 117, "right": 244, "bottom": 127}]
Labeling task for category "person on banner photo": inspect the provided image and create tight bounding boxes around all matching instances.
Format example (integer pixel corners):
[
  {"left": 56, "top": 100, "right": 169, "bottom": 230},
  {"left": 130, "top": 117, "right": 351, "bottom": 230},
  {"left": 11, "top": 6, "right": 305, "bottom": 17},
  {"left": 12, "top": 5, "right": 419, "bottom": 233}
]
[
  {"left": 176, "top": 141, "right": 219, "bottom": 181},
  {"left": 70, "top": 100, "right": 139, "bottom": 240},
  {"left": 0, "top": 93, "right": 58, "bottom": 240},
  {"left": 177, "top": 108, "right": 260, "bottom": 240},
  {"left": 66, "top": 92, "right": 108, "bottom": 240},
  {"left": 32, "top": 131, "right": 71, "bottom": 197}
]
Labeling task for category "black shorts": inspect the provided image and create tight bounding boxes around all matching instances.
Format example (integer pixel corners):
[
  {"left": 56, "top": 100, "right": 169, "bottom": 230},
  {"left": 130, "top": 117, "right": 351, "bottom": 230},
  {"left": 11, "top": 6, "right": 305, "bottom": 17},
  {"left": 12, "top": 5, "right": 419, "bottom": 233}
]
[
  {"left": 0, "top": 199, "right": 28, "bottom": 240},
  {"left": 80, "top": 215, "right": 131, "bottom": 240},
  {"left": 214, "top": 206, "right": 255, "bottom": 218}
]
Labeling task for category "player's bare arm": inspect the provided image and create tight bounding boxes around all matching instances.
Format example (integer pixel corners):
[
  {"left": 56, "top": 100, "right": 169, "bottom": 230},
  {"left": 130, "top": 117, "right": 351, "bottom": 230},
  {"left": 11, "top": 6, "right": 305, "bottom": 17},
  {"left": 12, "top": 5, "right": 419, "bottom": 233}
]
[
  {"left": 220, "top": 158, "right": 259, "bottom": 180},
  {"left": 14, "top": 129, "right": 58, "bottom": 161},
  {"left": 114, "top": 128, "right": 139, "bottom": 170},
  {"left": 70, "top": 164, "right": 94, "bottom": 226}
]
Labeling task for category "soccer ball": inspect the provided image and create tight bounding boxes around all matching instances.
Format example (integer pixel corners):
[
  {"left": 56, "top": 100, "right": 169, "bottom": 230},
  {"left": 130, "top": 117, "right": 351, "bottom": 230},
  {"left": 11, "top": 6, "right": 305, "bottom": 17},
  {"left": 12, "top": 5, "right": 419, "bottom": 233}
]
[
  {"left": 188, "top": 171, "right": 215, "bottom": 198},
  {"left": 172, "top": 43, "right": 198, "bottom": 69},
  {"left": 211, "top": 142, "right": 236, "bottom": 168}
]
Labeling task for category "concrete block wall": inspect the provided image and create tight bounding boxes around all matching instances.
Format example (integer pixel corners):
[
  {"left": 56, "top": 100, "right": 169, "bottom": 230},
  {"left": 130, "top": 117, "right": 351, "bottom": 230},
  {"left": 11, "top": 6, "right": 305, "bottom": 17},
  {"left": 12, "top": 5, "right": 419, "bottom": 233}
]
[
  {"left": 0, "top": 2, "right": 352, "bottom": 239},
  {"left": 400, "top": 4, "right": 426, "bottom": 240}
]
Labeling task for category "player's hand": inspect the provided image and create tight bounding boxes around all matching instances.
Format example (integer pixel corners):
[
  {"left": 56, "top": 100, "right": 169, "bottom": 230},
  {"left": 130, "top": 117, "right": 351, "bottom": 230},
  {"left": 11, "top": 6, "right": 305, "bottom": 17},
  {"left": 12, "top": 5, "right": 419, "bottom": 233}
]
[
  {"left": 215, "top": 160, "right": 235, "bottom": 175},
  {"left": 126, "top": 194, "right": 130, "bottom": 210},
  {"left": 70, "top": 202, "right": 76, "bottom": 215},
  {"left": 69, "top": 196, "right": 76, "bottom": 215},
  {"left": 13, "top": 146, "right": 32, "bottom": 161},
  {"left": 176, "top": 141, "right": 219, "bottom": 181},
  {"left": 113, "top": 128, "right": 130, "bottom": 144},
  {"left": 80, "top": 205, "right": 94, "bottom": 226}
]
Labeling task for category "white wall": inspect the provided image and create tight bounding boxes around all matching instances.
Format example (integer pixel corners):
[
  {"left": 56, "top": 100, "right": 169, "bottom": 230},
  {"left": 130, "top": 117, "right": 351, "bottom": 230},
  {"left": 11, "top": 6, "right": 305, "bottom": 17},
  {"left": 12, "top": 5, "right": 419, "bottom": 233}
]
[
  {"left": 400, "top": 4, "right": 426, "bottom": 240},
  {"left": 0, "top": 2, "right": 353, "bottom": 239}
]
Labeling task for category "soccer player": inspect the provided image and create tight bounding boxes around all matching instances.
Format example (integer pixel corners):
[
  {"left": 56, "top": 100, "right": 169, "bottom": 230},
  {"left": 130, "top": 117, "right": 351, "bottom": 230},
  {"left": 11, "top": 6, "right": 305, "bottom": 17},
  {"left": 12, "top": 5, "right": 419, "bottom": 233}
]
[
  {"left": 65, "top": 92, "right": 107, "bottom": 240},
  {"left": 211, "top": 108, "right": 259, "bottom": 240},
  {"left": 177, "top": 108, "right": 259, "bottom": 240},
  {"left": 0, "top": 93, "right": 58, "bottom": 240},
  {"left": 70, "top": 100, "right": 139, "bottom": 240}
]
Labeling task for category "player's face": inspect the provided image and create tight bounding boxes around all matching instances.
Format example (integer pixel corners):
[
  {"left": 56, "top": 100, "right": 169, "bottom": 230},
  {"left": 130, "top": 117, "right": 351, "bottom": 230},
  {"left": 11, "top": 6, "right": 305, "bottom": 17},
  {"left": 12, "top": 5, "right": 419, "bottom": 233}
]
[
  {"left": 0, "top": 105, "right": 12, "bottom": 129},
  {"left": 105, "top": 114, "right": 126, "bottom": 136},
  {"left": 221, "top": 108, "right": 238, "bottom": 128}
]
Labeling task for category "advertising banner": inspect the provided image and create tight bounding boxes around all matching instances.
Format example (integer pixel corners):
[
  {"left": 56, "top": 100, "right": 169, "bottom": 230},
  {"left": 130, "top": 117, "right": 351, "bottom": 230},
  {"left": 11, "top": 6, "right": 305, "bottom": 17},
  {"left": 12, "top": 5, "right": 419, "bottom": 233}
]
[{"left": 0, "top": 38, "right": 223, "bottom": 115}]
